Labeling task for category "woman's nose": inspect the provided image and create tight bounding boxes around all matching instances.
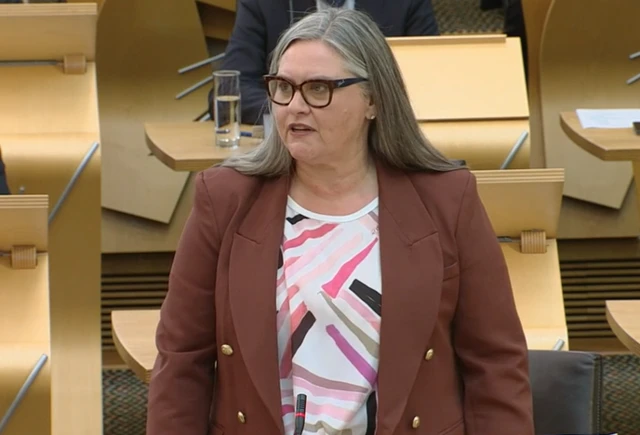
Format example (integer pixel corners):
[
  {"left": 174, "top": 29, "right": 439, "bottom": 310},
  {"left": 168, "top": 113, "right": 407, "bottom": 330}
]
[{"left": 288, "top": 90, "right": 310, "bottom": 113}]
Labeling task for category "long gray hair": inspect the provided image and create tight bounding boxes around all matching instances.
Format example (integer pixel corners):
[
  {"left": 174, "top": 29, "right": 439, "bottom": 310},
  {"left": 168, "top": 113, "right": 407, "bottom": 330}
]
[{"left": 221, "top": 8, "right": 461, "bottom": 175}]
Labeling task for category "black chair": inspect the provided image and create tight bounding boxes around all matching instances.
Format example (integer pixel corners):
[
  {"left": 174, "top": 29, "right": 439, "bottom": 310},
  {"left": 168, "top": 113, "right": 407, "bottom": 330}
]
[
  {"left": 0, "top": 146, "right": 10, "bottom": 195},
  {"left": 529, "top": 350, "right": 604, "bottom": 434}
]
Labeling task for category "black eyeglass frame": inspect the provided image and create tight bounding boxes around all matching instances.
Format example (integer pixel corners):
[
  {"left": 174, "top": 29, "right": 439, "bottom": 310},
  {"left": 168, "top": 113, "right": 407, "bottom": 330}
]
[{"left": 263, "top": 75, "right": 368, "bottom": 108}]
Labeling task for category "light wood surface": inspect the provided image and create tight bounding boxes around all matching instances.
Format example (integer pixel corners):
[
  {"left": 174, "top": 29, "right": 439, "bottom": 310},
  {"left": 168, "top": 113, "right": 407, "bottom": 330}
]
[
  {"left": 559, "top": 111, "right": 640, "bottom": 230},
  {"left": 521, "top": 0, "right": 554, "bottom": 168},
  {"left": 0, "top": 4, "right": 96, "bottom": 62},
  {"left": 606, "top": 300, "right": 640, "bottom": 356},
  {"left": 112, "top": 168, "right": 569, "bottom": 382},
  {"left": 0, "top": 5, "right": 103, "bottom": 434},
  {"left": 560, "top": 111, "right": 640, "bottom": 161},
  {"left": 388, "top": 35, "right": 528, "bottom": 121},
  {"left": 111, "top": 310, "right": 160, "bottom": 384},
  {"left": 420, "top": 119, "right": 530, "bottom": 169},
  {"left": 145, "top": 122, "right": 260, "bottom": 171},
  {"left": 475, "top": 169, "right": 564, "bottom": 239},
  {"left": 390, "top": 35, "right": 531, "bottom": 170},
  {"left": 539, "top": 0, "right": 640, "bottom": 211},
  {"left": 0, "top": 195, "right": 51, "bottom": 435},
  {"left": 96, "top": 0, "right": 210, "bottom": 224}
]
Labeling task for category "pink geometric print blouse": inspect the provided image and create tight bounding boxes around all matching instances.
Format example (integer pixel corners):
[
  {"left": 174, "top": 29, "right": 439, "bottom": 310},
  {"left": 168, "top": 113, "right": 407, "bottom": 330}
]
[{"left": 276, "top": 196, "right": 382, "bottom": 435}]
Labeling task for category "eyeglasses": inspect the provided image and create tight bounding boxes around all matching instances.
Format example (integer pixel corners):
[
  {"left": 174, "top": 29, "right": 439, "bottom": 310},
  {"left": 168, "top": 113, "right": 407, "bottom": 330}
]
[{"left": 263, "top": 75, "right": 368, "bottom": 108}]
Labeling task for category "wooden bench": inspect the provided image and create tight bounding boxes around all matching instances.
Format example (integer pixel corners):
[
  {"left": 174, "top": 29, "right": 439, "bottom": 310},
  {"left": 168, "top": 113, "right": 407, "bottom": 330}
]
[
  {"left": 0, "top": 195, "right": 51, "bottom": 435},
  {"left": 0, "top": 5, "right": 102, "bottom": 434}
]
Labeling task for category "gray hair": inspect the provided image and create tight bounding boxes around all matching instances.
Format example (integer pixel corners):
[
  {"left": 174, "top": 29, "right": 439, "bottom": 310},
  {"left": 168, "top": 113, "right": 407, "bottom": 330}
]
[{"left": 221, "top": 8, "right": 461, "bottom": 176}]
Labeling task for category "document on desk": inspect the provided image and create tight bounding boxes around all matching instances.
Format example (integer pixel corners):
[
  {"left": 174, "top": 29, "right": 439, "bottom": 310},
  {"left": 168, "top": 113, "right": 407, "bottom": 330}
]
[{"left": 576, "top": 108, "right": 640, "bottom": 129}]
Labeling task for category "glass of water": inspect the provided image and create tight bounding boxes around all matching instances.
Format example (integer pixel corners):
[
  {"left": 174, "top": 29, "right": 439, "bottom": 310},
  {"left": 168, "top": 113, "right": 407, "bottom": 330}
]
[{"left": 213, "top": 70, "right": 241, "bottom": 148}]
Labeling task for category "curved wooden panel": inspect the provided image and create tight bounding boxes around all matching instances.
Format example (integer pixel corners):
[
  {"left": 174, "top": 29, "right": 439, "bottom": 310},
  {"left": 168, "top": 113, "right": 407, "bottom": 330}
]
[
  {"left": 111, "top": 309, "right": 160, "bottom": 384},
  {"left": 421, "top": 119, "right": 530, "bottom": 169},
  {"left": 521, "top": 0, "right": 554, "bottom": 167},
  {"left": 0, "top": 196, "right": 51, "bottom": 435},
  {"left": 606, "top": 300, "right": 640, "bottom": 356},
  {"left": 539, "top": 0, "right": 640, "bottom": 210},
  {"left": 96, "top": 0, "right": 210, "bottom": 225}
]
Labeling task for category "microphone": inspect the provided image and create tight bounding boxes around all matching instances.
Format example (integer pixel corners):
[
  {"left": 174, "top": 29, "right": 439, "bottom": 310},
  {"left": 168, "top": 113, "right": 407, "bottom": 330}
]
[{"left": 293, "top": 393, "right": 307, "bottom": 435}]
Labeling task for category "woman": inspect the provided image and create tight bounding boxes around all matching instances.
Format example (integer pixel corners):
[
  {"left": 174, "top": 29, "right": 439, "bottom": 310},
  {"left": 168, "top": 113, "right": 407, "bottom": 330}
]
[{"left": 147, "top": 8, "right": 534, "bottom": 435}]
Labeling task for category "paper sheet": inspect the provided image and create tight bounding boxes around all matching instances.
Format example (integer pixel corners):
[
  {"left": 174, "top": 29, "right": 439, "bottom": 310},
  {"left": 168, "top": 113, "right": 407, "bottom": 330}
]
[{"left": 576, "top": 108, "right": 640, "bottom": 129}]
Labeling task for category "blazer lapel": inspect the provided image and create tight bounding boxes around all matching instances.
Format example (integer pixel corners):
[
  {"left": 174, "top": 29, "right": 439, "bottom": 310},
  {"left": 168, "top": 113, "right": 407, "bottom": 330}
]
[
  {"left": 228, "top": 175, "right": 290, "bottom": 434},
  {"left": 375, "top": 163, "right": 445, "bottom": 435}
]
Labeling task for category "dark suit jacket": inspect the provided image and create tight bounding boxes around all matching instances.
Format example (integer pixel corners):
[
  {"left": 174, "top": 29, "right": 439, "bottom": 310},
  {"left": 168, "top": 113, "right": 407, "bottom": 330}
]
[
  {"left": 146, "top": 162, "right": 534, "bottom": 435},
  {"left": 0, "top": 147, "right": 9, "bottom": 195},
  {"left": 214, "top": 0, "right": 440, "bottom": 125}
]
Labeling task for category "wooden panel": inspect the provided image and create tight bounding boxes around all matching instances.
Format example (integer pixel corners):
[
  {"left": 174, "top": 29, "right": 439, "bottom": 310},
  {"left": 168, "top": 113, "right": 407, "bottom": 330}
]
[
  {"left": 420, "top": 119, "right": 530, "bottom": 170},
  {"left": 0, "top": 258, "right": 52, "bottom": 435},
  {"left": 0, "top": 66, "right": 98, "bottom": 135},
  {"left": 101, "top": 175, "right": 195, "bottom": 253},
  {"left": 0, "top": 196, "right": 51, "bottom": 435},
  {"left": 0, "top": 5, "right": 102, "bottom": 433},
  {"left": 96, "top": 0, "right": 209, "bottom": 224},
  {"left": 0, "top": 195, "right": 48, "bottom": 252},
  {"left": 502, "top": 240, "right": 568, "bottom": 350},
  {"left": 539, "top": 0, "right": 640, "bottom": 209},
  {"left": 475, "top": 168, "right": 564, "bottom": 238},
  {"left": 388, "top": 35, "right": 529, "bottom": 121},
  {"left": 558, "top": 188, "right": 639, "bottom": 239},
  {"left": 521, "top": 0, "right": 554, "bottom": 168},
  {"left": 0, "top": 4, "right": 96, "bottom": 62}
]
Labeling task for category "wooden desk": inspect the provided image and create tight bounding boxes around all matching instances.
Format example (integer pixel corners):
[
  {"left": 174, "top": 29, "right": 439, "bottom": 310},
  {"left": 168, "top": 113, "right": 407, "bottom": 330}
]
[
  {"left": 606, "top": 300, "right": 640, "bottom": 356},
  {"left": 560, "top": 111, "right": 640, "bottom": 162},
  {"left": 560, "top": 111, "right": 640, "bottom": 218},
  {"left": 145, "top": 122, "right": 260, "bottom": 172},
  {"left": 111, "top": 309, "right": 160, "bottom": 384}
]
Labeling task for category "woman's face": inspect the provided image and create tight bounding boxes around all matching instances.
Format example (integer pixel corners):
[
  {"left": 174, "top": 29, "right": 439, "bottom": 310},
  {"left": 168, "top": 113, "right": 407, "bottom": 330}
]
[{"left": 271, "top": 40, "right": 375, "bottom": 167}]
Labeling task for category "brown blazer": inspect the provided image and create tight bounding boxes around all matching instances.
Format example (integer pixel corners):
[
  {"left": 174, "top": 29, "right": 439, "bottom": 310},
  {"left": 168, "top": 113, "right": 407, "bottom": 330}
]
[{"left": 146, "top": 162, "right": 534, "bottom": 435}]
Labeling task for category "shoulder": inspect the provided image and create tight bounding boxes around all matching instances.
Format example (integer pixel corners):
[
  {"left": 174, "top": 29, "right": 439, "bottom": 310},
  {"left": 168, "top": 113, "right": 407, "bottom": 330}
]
[
  {"left": 198, "top": 166, "right": 261, "bottom": 203},
  {"left": 409, "top": 168, "right": 474, "bottom": 205},
  {"left": 195, "top": 166, "right": 264, "bottom": 228}
]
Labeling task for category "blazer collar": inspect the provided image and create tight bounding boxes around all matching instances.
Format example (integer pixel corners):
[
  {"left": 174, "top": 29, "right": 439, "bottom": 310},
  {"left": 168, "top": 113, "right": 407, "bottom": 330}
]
[{"left": 229, "top": 161, "right": 444, "bottom": 435}]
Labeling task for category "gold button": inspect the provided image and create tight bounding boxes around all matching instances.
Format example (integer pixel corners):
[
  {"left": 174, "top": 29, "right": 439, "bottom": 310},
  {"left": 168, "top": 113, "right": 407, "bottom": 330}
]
[
  {"left": 425, "top": 348, "right": 434, "bottom": 360},
  {"left": 412, "top": 416, "right": 420, "bottom": 429},
  {"left": 237, "top": 411, "right": 246, "bottom": 424},
  {"left": 221, "top": 344, "right": 234, "bottom": 356}
]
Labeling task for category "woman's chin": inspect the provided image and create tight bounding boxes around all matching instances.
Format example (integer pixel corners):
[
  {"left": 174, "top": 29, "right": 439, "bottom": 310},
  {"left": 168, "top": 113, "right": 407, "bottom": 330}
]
[{"left": 285, "top": 141, "right": 319, "bottom": 163}]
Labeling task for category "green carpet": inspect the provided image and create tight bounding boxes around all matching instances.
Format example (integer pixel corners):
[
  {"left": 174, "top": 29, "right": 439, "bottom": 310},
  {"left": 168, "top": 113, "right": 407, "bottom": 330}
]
[{"left": 103, "top": 354, "right": 640, "bottom": 435}]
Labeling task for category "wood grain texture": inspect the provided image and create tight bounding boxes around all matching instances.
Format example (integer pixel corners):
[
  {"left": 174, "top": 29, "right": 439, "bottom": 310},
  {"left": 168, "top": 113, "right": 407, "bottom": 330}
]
[
  {"left": 96, "top": 0, "right": 210, "bottom": 224},
  {"left": 0, "top": 196, "right": 51, "bottom": 435},
  {"left": 539, "top": 0, "right": 640, "bottom": 210},
  {"left": 606, "top": 300, "right": 640, "bottom": 356},
  {"left": 0, "top": 4, "right": 96, "bottom": 62},
  {"left": 521, "top": 0, "right": 554, "bottom": 168},
  {"left": 0, "top": 5, "right": 103, "bottom": 433}
]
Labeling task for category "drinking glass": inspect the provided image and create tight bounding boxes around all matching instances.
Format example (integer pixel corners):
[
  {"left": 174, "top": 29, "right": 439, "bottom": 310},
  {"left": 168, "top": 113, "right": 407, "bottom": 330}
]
[{"left": 213, "top": 70, "right": 241, "bottom": 148}]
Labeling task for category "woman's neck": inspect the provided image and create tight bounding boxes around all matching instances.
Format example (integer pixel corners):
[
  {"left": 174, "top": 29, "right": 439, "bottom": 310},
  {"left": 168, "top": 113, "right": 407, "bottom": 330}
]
[{"left": 290, "top": 156, "right": 378, "bottom": 215}]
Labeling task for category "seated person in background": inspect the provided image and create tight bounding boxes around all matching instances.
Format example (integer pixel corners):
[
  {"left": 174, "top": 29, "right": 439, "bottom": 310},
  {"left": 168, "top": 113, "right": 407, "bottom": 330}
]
[
  {"left": 209, "top": 0, "right": 440, "bottom": 125},
  {"left": 148, "top": 8, "right": 534, "bottom": 435},
  {"left": 0, "top": 147, "right": 10, "bottom": 195}
]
